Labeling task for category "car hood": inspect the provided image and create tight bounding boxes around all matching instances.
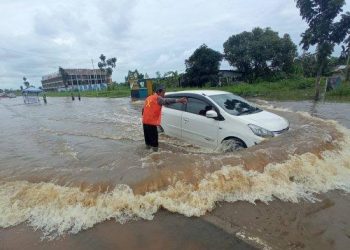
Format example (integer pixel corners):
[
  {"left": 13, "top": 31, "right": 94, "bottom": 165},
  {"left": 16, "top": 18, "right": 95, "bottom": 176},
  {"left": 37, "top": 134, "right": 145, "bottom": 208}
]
[{"left": 235, "top": 110, "right": 289, "bottom": 132}]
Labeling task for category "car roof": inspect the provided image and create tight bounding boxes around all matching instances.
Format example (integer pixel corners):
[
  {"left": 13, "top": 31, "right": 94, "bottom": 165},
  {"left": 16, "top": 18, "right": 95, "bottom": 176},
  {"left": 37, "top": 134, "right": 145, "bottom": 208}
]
[{"left": 165, "top": 90, "right": 230, "bottom": 96}]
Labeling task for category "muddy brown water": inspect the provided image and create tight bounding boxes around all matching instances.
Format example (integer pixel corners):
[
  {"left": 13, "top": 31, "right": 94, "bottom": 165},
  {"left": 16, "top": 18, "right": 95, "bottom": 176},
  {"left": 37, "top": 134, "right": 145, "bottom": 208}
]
[{"left": 0, "top": 97, "right": 349, "bottom": 249}]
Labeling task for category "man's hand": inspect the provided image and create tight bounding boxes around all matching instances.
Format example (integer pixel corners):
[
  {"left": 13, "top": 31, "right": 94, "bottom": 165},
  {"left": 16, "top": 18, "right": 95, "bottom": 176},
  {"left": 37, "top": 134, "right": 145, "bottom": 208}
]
[{"left": 177, "top": 97, "right": 187, "bottom": 104}]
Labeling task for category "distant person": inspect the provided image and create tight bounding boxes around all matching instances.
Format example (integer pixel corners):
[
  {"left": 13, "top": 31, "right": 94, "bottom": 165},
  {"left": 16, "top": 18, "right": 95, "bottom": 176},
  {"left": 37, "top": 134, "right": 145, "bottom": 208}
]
[
  {"left": 142, "top": 86, "right": 187, "bottom": 150},
  {"left": 43, "top": 93, "right": 47, "bottom": 104},
  {"left": 71, "top": 92, "right": 75, "bottom": 101},
  {"left": 78, "top": 92, "right": 81, "bottom": 101}
]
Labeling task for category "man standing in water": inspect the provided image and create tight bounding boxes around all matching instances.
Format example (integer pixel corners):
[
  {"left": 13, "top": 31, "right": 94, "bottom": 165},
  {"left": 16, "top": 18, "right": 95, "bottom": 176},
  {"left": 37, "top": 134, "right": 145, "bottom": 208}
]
[
  {"left": 43, "top": 93, "right": 47, "bottom": 104},
  {"left": 142, "top": 86, "right": 187, "bottom": 150}
]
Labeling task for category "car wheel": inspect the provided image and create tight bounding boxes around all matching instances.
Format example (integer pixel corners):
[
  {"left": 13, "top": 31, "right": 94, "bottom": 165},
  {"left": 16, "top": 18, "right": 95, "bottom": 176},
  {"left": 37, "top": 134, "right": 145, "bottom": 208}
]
[{"left": 221, "top": 138, "right": 246, "bottom": 152}]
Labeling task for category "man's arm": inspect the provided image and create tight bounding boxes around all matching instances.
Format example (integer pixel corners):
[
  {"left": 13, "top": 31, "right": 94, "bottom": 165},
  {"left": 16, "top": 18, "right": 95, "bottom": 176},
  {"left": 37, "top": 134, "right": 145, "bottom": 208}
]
[
  {"left": 157, "top": 96, "right": 187, "bottom": 106},
  {"left": 157, "top": 96, "right": 176, "bottom": 106}
]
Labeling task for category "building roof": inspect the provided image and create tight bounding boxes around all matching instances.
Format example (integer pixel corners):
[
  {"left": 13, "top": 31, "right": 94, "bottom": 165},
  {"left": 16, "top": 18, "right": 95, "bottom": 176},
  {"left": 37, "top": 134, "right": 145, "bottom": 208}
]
[
  {"left": 42, "top": 68, "right": 106, "bottom": 80},
  {"left": 332, "top": 65, "right": 348, "bottom": 72}
]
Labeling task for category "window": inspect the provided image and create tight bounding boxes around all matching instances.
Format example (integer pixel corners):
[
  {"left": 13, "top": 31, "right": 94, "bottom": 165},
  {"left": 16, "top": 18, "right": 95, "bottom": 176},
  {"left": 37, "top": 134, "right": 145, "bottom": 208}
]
[
  {"left": 166, "top": 102, "right": 184, "bottom": 111},
  {"left": 210, "top": 94, "right": 261, "bottom": 116},
  {"left": 186, "top": 98, "right": 212, "bottom": 116}
]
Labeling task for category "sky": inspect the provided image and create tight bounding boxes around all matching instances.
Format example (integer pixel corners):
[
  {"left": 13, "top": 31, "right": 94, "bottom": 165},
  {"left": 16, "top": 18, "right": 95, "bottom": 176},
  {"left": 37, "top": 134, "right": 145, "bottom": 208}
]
[{"left": 0, "top": 0, "right": 349, "bottom": 90}]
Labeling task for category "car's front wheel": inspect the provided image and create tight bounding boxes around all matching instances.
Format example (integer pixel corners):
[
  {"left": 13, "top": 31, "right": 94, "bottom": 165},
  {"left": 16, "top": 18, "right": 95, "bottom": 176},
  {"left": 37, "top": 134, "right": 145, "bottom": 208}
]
[{"left": 221, "top": 138, "right": 246, "bottom": 152}]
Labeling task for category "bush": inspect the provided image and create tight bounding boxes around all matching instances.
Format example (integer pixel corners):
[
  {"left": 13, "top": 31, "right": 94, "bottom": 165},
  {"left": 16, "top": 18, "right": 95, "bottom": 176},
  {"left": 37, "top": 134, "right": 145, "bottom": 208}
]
[
  {"left": 327, "top": 84, "right": 350, "bottom": 96},
  {"left": 296, "top": 81, "right": 312, "bottom": 89}
]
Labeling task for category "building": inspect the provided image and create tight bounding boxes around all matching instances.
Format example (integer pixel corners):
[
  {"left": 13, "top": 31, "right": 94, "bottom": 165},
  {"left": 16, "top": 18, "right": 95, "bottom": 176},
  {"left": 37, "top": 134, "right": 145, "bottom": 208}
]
[{"left": 41, "top": 68, "right": 110, "bottom": 91}]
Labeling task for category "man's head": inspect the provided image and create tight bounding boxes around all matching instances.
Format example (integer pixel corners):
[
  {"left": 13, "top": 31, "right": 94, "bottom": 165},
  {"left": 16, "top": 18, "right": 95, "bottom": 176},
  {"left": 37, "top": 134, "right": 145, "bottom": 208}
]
[{"left": 155, "top": 85, "right": 165, "bottom": 97}]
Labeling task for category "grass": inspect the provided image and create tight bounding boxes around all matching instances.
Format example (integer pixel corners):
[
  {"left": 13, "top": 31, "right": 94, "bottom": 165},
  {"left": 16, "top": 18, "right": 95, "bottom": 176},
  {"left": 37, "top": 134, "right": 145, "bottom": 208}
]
[
  {"left": 214, "top": 78, "right": 317, "bottom": 100},
  {"left": 45, "top": 86, "right": 130, "bottom": 98},
  {"left": 44, "top": 78, "right": 350, "bottom": 102},
  {"left": 169, "top": 77, "right": 320, "bottom": 101},
  {"left": 325, "top": 84, "right": 350, "bottom": 102}
]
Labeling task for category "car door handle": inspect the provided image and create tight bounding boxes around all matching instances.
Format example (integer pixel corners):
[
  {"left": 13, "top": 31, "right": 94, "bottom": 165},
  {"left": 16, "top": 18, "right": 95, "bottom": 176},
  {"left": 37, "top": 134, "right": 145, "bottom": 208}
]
[{"left": 183, "top": 118, "right": 189, "bottom": 122}]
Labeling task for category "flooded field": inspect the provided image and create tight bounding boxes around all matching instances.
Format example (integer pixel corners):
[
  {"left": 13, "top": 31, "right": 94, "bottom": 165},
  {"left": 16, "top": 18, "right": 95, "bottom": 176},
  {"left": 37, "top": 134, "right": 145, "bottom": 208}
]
[{"left": 0, "top": 97, "right": 349, "bottom": 249}]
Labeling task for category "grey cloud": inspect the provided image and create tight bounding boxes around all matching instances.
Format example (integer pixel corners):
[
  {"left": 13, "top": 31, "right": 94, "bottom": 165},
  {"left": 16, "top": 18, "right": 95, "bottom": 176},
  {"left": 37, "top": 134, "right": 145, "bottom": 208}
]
[
  {"left": 34, "top": 5, "right": 91, "bottom": 39},
  {"left": 96, "top": 0, "right": 137, "bottom": 36},
  {"left": 0, "top": 0, "right": 349, "bottom": 90}
]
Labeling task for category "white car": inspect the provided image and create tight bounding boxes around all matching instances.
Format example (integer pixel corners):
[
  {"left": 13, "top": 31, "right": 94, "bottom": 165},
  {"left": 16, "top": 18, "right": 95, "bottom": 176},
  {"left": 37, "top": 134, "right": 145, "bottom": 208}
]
[{"left": 161, "top": 90, "right": 289, "bottom": 151}]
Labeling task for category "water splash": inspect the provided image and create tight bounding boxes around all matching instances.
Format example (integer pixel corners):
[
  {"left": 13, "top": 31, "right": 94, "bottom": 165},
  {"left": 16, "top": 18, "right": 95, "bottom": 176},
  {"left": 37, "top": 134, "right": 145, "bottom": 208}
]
[
  {"left": 0, "top": 121, "right": 349, "bottom": 238},
  {"left": 1, "top": 99, "right": 350, "bottom": 239}
]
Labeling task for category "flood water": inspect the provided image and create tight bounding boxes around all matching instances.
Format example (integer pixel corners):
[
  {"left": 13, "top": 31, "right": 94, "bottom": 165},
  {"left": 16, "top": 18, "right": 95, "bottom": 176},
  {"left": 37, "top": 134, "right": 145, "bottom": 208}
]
[{"left": 0, "top": 97, "right": 349, "bottom": 249}]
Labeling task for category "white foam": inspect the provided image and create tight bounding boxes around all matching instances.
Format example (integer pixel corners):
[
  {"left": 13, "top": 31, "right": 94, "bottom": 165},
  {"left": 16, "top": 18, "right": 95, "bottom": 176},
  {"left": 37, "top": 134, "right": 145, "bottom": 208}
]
[
  {"left": 1, "top": 122, "right": 350, "bottom": 239},
  {"left": 236, "top": 231, "right": 272, "bottom": 250}
]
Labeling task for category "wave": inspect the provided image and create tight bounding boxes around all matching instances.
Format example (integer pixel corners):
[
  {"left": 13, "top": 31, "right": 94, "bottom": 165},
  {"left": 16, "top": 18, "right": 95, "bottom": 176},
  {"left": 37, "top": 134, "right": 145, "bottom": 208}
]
[
  {"left": 1, "top": 122, "right": 349, "bottom": 239},
  {"left": 1, "top": 109, "right": 350, "bottom": 239}
]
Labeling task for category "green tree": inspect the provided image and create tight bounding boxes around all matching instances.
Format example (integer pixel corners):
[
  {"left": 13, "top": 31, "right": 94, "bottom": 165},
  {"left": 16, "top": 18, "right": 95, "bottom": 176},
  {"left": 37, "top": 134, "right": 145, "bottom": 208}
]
[
  {"left": 155, "top": 71, "right": 161, "bottom": 79},
  {"left": 162, "top": 71, "right": 180, "bottom": 88},
  {"left": 296, "top": 53, "right": 344, "bottom": 77},
  {"left": 324, "top": 56, "right": 344, "bottom": 75},
  {"left": 272, "top": 34, "right": 298, "bottom": 74},
  {"left": 341, "top": 41, "right": 350, "bottom": 81},
  {"left": 337, "top": 10, "right": 350, "bottom": 81},
  {"left": 296, "top": 52, "right": 318, "bottom": 77},
  {"left": 339, "top": 12, "right": 350, "bottom": 81},
  {"left": 155, "top": 71, "right": 162, "bottom": 84},
  {"left": 59, "top": 67, "right": 69, "bottom": 89},
  {"left": 223, "top": 27, "right": 297, "bottom": 82},
  {"left": 185, "top": 44, "right": 222, "bottom": 87},
  {"left": 98, "top": 54, "right": 117, "bottom": 83},
  {"left": 125, "top": 70, "right": 143, "bottom": 82},
  {"left": 23, "top": 77, "right": 30, "bottom": 88},
  {"left": 295, "top": 0, "right": 349, "bottom": 100}
]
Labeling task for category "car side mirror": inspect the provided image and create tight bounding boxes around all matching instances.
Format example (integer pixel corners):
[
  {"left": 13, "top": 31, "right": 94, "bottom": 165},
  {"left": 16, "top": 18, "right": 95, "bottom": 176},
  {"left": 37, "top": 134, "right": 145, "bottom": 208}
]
[{"left": 206, "top": 110, "right": 218, "bottom": 118}]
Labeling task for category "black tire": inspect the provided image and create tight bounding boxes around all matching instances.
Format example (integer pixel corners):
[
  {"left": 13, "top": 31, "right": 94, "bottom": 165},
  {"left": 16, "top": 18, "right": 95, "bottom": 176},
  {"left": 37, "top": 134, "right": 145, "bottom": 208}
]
[{"left": 221, "top": 138, "right": 246, "bottom": 152}]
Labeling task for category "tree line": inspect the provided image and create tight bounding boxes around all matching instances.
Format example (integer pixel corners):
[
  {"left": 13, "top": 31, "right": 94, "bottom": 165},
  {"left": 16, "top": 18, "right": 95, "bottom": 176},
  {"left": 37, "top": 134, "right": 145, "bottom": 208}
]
[
  {"left": 186, "top": 1, "right": 350, "bottom": 100},
  {"left": 125, "top": 1, "right": 349, "bottom": 100}
]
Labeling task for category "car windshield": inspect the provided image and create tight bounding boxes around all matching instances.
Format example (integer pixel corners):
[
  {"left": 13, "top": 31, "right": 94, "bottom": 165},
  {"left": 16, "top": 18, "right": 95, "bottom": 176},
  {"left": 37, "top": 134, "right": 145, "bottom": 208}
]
[{"left": 210, "top": 94, "right": 261, "bottom": 116}]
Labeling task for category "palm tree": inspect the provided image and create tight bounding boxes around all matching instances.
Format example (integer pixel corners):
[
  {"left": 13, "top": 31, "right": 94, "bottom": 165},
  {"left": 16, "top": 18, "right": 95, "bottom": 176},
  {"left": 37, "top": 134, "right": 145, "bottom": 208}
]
[{"left": 23, "top": 77, "right": 30, "bottom": 88}]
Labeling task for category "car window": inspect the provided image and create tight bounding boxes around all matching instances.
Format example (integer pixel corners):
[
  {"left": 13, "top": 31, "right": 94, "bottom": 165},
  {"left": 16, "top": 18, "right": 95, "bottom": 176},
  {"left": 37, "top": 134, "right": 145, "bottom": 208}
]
[
  {"left": 186, "top": 98, "right": 212, "bottom": 116},
  {"left": 166, "top": 102, "right": 185, "bottom": 111},
  {"left": 210, "top": 93, "right": 261, "bottom": 116}
]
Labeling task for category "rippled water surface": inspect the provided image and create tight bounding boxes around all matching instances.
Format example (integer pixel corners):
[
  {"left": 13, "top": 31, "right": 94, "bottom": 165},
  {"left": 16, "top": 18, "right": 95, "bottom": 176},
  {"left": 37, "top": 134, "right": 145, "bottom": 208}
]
[{"left": 0, "top": 97, "right": 349, "bottom": 244}]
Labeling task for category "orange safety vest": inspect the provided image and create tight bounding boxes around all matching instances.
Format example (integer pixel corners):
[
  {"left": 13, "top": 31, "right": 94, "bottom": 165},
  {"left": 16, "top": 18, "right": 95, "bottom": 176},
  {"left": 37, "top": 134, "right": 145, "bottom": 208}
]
[{"left": 142, "top": 94, "right": 162, "bottom": 125}]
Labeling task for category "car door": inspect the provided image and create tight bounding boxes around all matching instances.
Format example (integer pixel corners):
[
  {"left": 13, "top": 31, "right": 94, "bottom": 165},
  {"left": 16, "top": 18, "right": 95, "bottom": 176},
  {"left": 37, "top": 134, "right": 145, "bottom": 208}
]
[
  {"left": 161, "top": 101, "right": 185, "bottom": 138},
  {"left": 182, "top": 97, "right": 219, "bottom": 149}
]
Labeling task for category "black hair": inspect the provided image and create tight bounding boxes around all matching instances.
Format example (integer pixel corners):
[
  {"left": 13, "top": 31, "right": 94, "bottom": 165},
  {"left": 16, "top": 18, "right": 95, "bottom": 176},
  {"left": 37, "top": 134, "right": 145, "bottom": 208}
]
[{"left": 155, "top": 85, "right": 165, "bottom": 94}]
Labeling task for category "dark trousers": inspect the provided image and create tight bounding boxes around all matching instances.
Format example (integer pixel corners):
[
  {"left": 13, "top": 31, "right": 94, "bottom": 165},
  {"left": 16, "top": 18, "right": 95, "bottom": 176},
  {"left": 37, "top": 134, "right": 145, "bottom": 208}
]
[{"left": 143, "top": 124, "right": 158, "bottom": 148}]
